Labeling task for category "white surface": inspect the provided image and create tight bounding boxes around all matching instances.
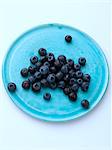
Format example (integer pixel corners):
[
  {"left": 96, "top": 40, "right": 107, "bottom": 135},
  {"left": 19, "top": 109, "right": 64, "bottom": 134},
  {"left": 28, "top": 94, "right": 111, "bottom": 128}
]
[{"left": 0, "top": 1, "right": 111, "bottom": 150}]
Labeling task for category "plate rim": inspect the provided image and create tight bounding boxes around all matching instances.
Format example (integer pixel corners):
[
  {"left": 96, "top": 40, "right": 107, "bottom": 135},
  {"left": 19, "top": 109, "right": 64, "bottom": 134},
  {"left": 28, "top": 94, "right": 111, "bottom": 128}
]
[{"left": 2, "top": 23, "right": 109, "bottom": 122}]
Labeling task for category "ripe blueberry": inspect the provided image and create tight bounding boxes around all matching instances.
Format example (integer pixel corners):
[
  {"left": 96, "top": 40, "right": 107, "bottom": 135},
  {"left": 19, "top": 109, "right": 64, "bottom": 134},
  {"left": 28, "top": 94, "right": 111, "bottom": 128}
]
[
  {"left": 32, "top": 82, "right": 41, "bottom": 92},
  {"left": 20, "top": 68, "right": 28, "bottom": 77},
  {"left": 43, "top": 93, "right": 51, "bottom": 101},
  {"left": 30, "top": 56, "right": 38, "bottom": 64},
  {"left": 81, "top": 100, "right": 89, "bottom": 108},
  {"left": 65, "top": 35, "right": 72, "bottom": 43},
  {"left": 78, "top": 57, "right": 86, "bottom": 66},
  {"left": 7, "top": 82, "right": 16, "bottom": 92},
  {"left": 69, "top": 92, "right": 77, "bottom": 101},
  {"left": 22, "top": 80, "right": 30, "bottom": 89},
  {"left": 39, "top": 65, "right": 49, "bottom": 75},
  {"left": 47, "top": 74, "right": 56, "bottom": 83},
  {"left": 38, "top": 48, "right": 47, "bottom": 56},
  {"left": 81, "top": 82, "right": 89, "bottom": 92}
]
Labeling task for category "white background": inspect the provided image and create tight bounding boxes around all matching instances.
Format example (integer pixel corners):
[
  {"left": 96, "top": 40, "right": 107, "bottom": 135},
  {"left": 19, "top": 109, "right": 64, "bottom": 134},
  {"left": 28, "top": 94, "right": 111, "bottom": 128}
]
[{"left": 0, "top": 0, "right": 111, "bottom": 150}]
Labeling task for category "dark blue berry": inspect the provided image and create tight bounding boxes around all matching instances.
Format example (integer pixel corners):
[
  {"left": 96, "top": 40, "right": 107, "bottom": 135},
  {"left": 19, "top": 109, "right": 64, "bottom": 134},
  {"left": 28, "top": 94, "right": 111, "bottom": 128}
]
[
  {"left": 50, "top": 66, "right": 57, "bottom": 73},
  {"left": 61, "top": 64, "right": 69, "bottom": 74},
  {"left": 47, "top": 53, "right": 54, "bottom": 57},
  {"left": 48, "top": 55, "right": 55, "bottom": 64},
  {"left": 32, "top": 82, "right": 41, "bottom": 92},
  {"left": 58, "top": 81, "right": 65, "bottom": 89},
  {"left": 81, "top": 82, "right": 89, "bottom": 92},
  {"left": 30, "top": 56, "right": 38, "bottom": 64},
  {"left": 69, "top": 92, "right": 77, "bottom": 101},
  {"left": 35, "top": 61, "right": 42, "bottom": 70},
  {"left": 67, "top": 59, "right": 74, "bottom": 68},
  {"left": 63, "top": 74, "right": 70, "bottom": 83},
  {"left": 63, "top": 87, "right": 71, "bottom": 95},
  {"left": 74, "top": 64, "right": 81, "bottom": 71},
  {"left": 28, "top": 76, "right": 36, "bottom": 84},
  {"left": 69, "top": 70, "right": 76, "bottom": 78},
  {"left": 58, "top": 55, "right": 66, "bottom": 65},
  {"left": 71, "top": 83, "right": 79, "bottom": 92},
  {"left": 20, "top": 68, "right": 28, "bottom": 77},
  {"left": 8, "top": 82, "right": 16, "bottom": 92},
  {"left": 81, "top": 100, "right": 89, "bottom": 108},
  {"left": 34, "top": 71, "right": 41, "bottom": 80},
  {"left": 56, "top": 72, "right": 63, "bottom": 81},
  {"left": 69, "top": 78, "right": 77, "bottom": 86},
  {"left": 22, "top": 80, "right": 30, "bottom": 89},
  {"left": 43, "top": 93, "right": 51, "bottom": 101},
  {"left": 54, "top": 60, "right": 62, "bottom": 69},
  {"left": 65, "top": 35, "right": 72, "bottom": 43},
  {"left": 83, "top": 74, "right": 91, "bottom": 82},
  {"left": 39, "top": 65, "right": 49, "bottom": 75},
  {"left": 77, "top": 78, "right": 83, "bottom": 85},
  {"left": 41, "top": 79, "right": 49, "bottom": 87},
  {"left": 38, "top": 48, "right": 47, "bottom": 56},
  {"left": 43, "top": 61, "right": 50, "bottom": 67},
  {"left": 47, "top": 74, "right": 56, "bottom": 83},
  {"left": 78, "top": 57, "right": 86, "bottom": 66},
  {"left": 40, "top": 56, "right": 47, "bottom": 63},
  {"left": 75, "top": 71, "right": 83, "bottom": 78},
  {"left": 49, "top": 82, "right": 57, "bottom": 89},
  {"left": 28, "top": 66, "right": 36, "bottom": 75}
]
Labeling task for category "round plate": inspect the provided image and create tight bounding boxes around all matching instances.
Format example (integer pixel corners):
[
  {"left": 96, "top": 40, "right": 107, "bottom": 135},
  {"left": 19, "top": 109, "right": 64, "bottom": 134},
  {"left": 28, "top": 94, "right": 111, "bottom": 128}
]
[{"left": 2, "top": 23, "right": 109, "bottom": 122}]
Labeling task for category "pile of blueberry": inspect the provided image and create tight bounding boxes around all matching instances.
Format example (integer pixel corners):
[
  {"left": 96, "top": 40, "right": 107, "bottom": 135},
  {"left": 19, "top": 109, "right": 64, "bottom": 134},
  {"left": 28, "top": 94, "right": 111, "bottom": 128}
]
[{"left": 7, "top": 35, "right": 91, "bottom": 109}]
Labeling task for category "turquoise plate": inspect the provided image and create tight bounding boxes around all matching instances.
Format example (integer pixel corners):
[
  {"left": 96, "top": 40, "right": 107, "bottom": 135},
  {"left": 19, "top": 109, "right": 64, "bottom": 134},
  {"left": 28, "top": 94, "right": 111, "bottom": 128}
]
[{"left": 2, "top": 23, "right": 109, "bottom": 122}]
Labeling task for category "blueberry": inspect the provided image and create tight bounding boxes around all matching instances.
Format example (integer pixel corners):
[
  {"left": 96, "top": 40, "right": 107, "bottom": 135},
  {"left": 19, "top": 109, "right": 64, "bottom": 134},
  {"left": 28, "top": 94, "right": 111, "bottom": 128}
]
[
  {"left": 40, "top": 56, "right": 47, "bottom": 63},
  {"left": 38, "top": 48, "right": 47, "bottom": 56},
  {"left": 65, "top": 35, "right": 72, "bottom": 43},
  {"left": 32, "top": 82, "right": 41, "bottom": 92},
  {"left": 63, "top": 74, "right": 70, "bottom": 83},
  {"left": 75, "top": 71, "right": 83, "bottom": 78},
  {"left": 71, "top": 83, "right": 79, "bottom": 92},
  {"left": 69, "top": 92, "right": 77, "bottom": 102},
  {"left": 69, "top": 78, "right": 77, "bottom": 86},
  {"left": 20, "top": 68, "right": 28, "bottom": 77},
  {"left": 83, "top": 74, "right": 91, "bottom": 82},
  {"left": 7, "top": 82, "right": 16, "bottom": 92},
  {"left": 54, "top": 60, "right": 62, "bottom": 69},
  {"left": 81, "top": 82, "right": 89, "bottom": 92},
  {"left": 77, "top": 78, "right": 83, "bottom": 85},
  {"left": 48, "top": 55, "right": 55, "bottom": 63},
  {"left": 78, "top": 57, "right": 86, "bottom": 66},
  {"left": 40, "top": 79, "right": 48, "bottom": 87},
  {"left": 47, "top": 74, "right": 56, "bottom": 83},
  {"left": 74, "top": 64, "right": 81, "bottom": 71},
  {"left": 22, "top": 80, "right": 30, "bottom": 89},
  {"left": 69, "top": 70, "right": 76, "bottom": 78},
  {"left": 43, "top": 93, "right": 51, "bottom": 101},
  {"left": 61, "top": 64, "right": 69, "bottom": 74},
  {"left": 34, "top": 71, "right": 41, "bottom": 80},
  {"left": 50, "top": 66, "right": 57, "bottom": 73},
  {"left": 39, "top": 65, "right": 49, "bottom": 75},
  {"left": 67, "top": 59, "right": 74, "bottom": 68},
  {"left": 28, "top": 66, "right": 36, "bottom": 75},
  {"left": 58, "top": 55, "right": 66, "bottom": 64},
  {"left": 56, "top": 72, "right": 63, "bottom": 81},
  {"left": 35, "top": 62, "right": 42, "bottom": 70},
  {"left": 81, "top": 100, "right": 89, "bottom": 109},
  {"left": 30, "top": 56, "right": 38, "bottom": 64},
  {"left": 47, "top": 53, "right": 54, "bottom": 57},
  {"left": 49, "top": 82, "right": 57, "bottom": 89},
  {"left": 63, "top": 87, "right": 71, "bottom": 95},
  {"left": 43, "top": 61, "right": 50, "bottom": 67},
  {"left": 58, "top": 81, "right": 65, "bottom": 89},
  {"left": 28, "top": 76, "right": 36, "bottom": 84}
]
